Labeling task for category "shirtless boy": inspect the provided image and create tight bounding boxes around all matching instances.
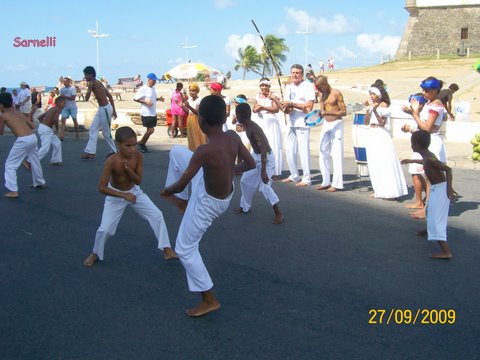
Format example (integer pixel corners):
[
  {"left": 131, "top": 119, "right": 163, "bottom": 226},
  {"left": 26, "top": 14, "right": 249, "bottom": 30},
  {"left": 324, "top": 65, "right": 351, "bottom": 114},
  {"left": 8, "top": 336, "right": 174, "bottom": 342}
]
[
  {"left": 402, "top": 130, "right": 457, "bottom": 259},
  {"left": 81, "top": 66, "right": 117, "bottom": 159},
  {"left": 161, "top": 95, "right": 255, "bottom": 317},
  {"left": 35, "top": 95, "right": 65, "bottom": 166},
  {"left": 83, "top": 126, "right": 176, "bottom": 266},
  {"left": 0, "top": 93, "right": 45, "bottom": 198},
  {"left": 314, "top": 75, "right": 347, "bottom": 192},
  {"left": 234, "top": 103, "right": 283, "bottom": 224}
]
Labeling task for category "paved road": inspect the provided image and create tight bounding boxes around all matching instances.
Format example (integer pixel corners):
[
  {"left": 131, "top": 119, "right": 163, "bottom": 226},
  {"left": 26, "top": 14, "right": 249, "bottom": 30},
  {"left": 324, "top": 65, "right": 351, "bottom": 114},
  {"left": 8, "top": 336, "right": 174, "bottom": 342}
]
[{"left": 1, "top": 133, "right": 479, "bottom": 359}]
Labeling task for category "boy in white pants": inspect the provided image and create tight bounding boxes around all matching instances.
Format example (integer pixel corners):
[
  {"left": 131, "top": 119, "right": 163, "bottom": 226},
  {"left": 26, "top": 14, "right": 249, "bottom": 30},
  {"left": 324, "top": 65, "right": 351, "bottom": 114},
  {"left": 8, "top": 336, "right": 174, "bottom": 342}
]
[
  {"left": 0, "top": 93, "right": 45, "bottom": 198},
  {"left": 161, "top": 95, "right": 255, "bottom": 317},
  {"left": 35, "top": 96, "right": 65, "bottom": 166},
  {"left": 233, "top": 103, "right": 283, "bottom": 224},
  {"left": 83, "top": 126, "right": 176, "bottom": 266}
]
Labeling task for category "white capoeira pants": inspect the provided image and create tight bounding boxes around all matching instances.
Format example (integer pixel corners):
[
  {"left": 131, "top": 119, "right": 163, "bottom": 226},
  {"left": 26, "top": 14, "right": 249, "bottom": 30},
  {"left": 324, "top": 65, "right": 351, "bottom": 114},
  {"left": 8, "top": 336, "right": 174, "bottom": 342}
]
[
  {"left": 84, "top": 103, "right": 117, "bottom": 155},
  {"left": 4, "top": 134, "right": 45, "bottom": 192},
  {"left": 259, "top": 114, "right": 283, "bottom": 176},
  {"left": 166, "top": 145, "right": 234, "bottom": 292},
  {"left": 239, "top": 152, "right": 279, "bottom": 212},
  {"left": 318, "top": 119, "right": 344, "bottom": 189},
  {"left": 426, "top": 182, "right": 449, "bottom": 242},
  {"left": 285, "top": 126, "right": 311, "bottom": 184},
  {"left": 37, "top": 123, "right": 62, "bottom": 163},
  {"left": 92, "top": 184, "right": 170, "bottom": 260}
]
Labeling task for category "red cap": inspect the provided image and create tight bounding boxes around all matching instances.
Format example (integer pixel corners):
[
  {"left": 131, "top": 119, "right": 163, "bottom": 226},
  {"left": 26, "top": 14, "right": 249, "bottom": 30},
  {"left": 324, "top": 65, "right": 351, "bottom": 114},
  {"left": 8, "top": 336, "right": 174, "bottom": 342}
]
[{"left": 210, "top": 82, "right": 222, "bottom": 92}]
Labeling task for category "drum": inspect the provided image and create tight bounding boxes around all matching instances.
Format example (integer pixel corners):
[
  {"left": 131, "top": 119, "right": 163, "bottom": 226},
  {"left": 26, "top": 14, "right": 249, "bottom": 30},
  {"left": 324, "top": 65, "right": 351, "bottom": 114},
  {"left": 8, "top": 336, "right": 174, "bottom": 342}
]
[
  {"left": 352, "top": 112, "right": 368, "bottom": 161},
  {"left": 353, "top": 113, "right": 366, "bottom": 125}
]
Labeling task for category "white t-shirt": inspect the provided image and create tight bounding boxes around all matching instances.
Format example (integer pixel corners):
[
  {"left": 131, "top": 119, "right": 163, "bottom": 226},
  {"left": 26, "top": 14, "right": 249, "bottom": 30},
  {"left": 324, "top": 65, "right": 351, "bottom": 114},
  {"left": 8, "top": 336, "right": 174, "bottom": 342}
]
[
  {"left": 285, "top": 81, "right": 315, "bottom": 127},
  {"left": 188, "top": 97, "right": 201, "bottom": 111},
  {"left": 134, "top": 84, "right": 157, "bottom": 117},
  {"left": 18, "top": 88, "right": 31, "bottom": 112},
  {"left": 59, "top": 86, "right": 77, "bottom": 110}
]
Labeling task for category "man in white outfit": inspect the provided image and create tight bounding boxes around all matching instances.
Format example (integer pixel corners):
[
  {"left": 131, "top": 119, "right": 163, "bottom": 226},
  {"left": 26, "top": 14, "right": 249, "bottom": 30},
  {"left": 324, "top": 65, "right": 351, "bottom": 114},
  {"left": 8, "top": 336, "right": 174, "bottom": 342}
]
[
  {"left": 314, "top": 75, "right": 346, "bottom": 192},
  {"left": 280, "top": 64, "right": 315, "bottom": 187}
]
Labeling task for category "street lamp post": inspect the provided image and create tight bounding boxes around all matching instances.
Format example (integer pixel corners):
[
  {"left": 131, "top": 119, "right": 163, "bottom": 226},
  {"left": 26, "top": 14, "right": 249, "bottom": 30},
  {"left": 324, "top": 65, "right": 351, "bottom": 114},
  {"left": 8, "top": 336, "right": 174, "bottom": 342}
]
[
  {"left": 296, "top": 22, "right": 312, "bottom": 69},
  {"left": 180, "top": 36, "right": 197, "bottom": 63},
  {"left": 88, "top": 20, "right": 110, "bottom": 76}
]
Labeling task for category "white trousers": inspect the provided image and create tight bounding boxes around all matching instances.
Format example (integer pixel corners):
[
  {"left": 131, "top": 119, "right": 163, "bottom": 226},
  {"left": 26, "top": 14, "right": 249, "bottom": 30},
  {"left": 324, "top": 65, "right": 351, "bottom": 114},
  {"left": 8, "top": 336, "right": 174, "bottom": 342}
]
[
  {"left": 5, "top": 134, "right": 45, "bottom": 192},
  {"left": 318, "top": 119, "right": 344, "bottom": 189},
  {"left": 285, "top": 126, "right": 311, "bottom": 184},
  {"left": 426, "top": 182, "right": 449, "bottom": 242},
  {"left": 166, "top": 145, "right": 233, "bottom": 292},
  {"left": 239, "top": 152, "right": 279, "bottom": 212},
  {"left": 92, "top": 184, "right": 170, "bottom": 260},
  {"left": 37, "top": 123, "right": 62, "bottom": 163},
  {"left": 84, "top": 103, "right": 117, "bottom": 155}
]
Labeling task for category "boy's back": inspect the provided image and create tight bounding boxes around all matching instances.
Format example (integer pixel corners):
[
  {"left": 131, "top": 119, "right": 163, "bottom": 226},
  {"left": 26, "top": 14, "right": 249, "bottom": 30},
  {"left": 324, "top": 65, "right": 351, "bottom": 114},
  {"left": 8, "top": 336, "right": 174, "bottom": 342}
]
[
  {"left": 0, "top": 110, "right": 34, "bottom": 137},
  {"left": 196, "top": 130, "right": 244, "bottom": 199}
]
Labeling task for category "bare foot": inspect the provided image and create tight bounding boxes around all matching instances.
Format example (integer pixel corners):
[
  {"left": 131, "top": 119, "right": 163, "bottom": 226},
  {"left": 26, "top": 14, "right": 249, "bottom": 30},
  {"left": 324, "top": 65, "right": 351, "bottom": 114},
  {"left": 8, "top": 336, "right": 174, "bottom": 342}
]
[
  {"left": 404, "top": 202, "right": 424, "bottom": 209},
  {"left": 326, "top": 187, "right": 338, "bottom": 192},
  {"left": 273, "top": 214, "right": 283, "bottom": 224},
  {"left": 83, "top": 253, "right": 99, "bottom": 266},
  {"left": 295, "top": 181, "right": 309, "bottom": 187},
  {"left": 416, "top": 229, "right": 428, "bottom": 236},
  {"left": 316, "top": 185, "right": 331, "bottom": 191},
  {"left": 369, "top": 194, "right": 376, "bottom": 198},
  {"left": 281, "top": 178, "right": 294, "bottom": 183},
  {"left": 22, "top": 160, "right": 31, "bottom": 171},
  {"left": 4, "top": 191, "right": 19, "bottom": 198},
  {"left": 410, "top": 209, "right": 426, "bottom": 219},
  {"left": 430, "top": 252, "right": 452, "bottom": 259},
  {"left": 81, "top": 153, "right": 95, "bottom": 159},
  {"left": 271, "top": 175, "right": 282, "bottom": 181},
  {"left": 234, "top": 207, "right": 249, "bottom": 214},
  {"left": 164, "top": 195, "right": 188, "bottom": 214},
  {"left": 186, "top": 291, "right": 221, "bottom": 317},
  {"left": 50, "top": 162, "right": 63, "bottom": 166},
  {"left": 31, "top": 184, "right": 47, "bottom": 189},
  {"left": 163, "top": 247, "right": 178, "bottom": 260}
]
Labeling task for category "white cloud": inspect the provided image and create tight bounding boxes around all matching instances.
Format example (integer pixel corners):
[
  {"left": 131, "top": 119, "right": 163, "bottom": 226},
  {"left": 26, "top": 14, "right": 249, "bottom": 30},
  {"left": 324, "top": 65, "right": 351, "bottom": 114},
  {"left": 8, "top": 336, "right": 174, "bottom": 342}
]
[
  {"left": 356, "top": 33, "right": 401, "bottom": 56},
  {"left": 224, "top": 33, "right": 263, "bottom": 59},
  {"left": 285, "top": 7, "right": 358, "bottom": 34},
  {"left": 167, "top": 57, "right": 185, "bottom": 65},
  {"left": 277, "top": 24, "right": 289, "bottom": 36},
  {"left": 214, "top": 0, "right": 234, "bottom": 9}
]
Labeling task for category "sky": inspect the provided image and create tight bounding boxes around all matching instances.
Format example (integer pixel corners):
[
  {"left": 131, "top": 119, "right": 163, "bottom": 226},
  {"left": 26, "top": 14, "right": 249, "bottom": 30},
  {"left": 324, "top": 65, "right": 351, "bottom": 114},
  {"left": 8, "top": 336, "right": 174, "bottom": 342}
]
[{"left": 0, "top": 0, "right": 409, "bottom": 87}]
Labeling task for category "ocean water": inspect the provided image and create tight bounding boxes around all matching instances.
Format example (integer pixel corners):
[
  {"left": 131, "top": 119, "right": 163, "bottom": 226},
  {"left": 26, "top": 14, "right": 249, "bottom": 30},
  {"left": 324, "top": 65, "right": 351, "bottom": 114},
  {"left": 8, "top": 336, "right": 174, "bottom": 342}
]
[{"left": 3, "top": 86, "right": 56, "bottom": 93}]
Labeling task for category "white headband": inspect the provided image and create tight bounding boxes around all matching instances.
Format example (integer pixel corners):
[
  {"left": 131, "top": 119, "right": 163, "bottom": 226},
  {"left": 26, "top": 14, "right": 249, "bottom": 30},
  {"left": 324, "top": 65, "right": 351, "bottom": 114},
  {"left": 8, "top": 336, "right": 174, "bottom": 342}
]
[
  {"left": 259, "top": 79, "right": 271, "bottom": 86},
  {"left": 369, "top": 87, "right": 381, "bottom": 97}
]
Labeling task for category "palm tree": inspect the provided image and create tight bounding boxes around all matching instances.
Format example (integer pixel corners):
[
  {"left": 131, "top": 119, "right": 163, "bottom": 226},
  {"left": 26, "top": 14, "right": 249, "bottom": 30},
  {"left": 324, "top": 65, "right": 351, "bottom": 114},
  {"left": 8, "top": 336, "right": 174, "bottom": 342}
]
[
  {"left": 234, "top": 45, "right": 263, "bottom": 80},
  {"left": 260, "top": 35, "right": 289, "bottom": 77}
]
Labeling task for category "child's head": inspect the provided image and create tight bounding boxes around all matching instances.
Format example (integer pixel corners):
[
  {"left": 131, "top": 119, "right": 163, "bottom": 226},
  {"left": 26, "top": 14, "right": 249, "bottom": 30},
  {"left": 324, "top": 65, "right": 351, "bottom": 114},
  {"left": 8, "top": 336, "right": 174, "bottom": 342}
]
[
  {"left": 235, "top": 103, "right": 251, "bottom": 125},
  {"left": 233, "top": 94, "right": 247, "bottom": 106},
  {"left": 115, "top": 126, "right": 136, "bottom": 143},
  {"left": 198, "top": 95, "right": 226, "bottom": 128},
  {"left": 0, "top": 92, "right": 13, "bottom": 110},
  {"left": 55, "top": 95, "right": 66, "bottom": 108},
  {"left": 115, "top": 126, "right": 137, "bottom": 157},
  {"left": 83, "top": 66, "right": 96, "bottom": 81},
  {"left": 411, "top": 130, "right": 431, "bottom": 152},
  {"left": 12, "top": 89, "right": 18, "bottom": 95}
]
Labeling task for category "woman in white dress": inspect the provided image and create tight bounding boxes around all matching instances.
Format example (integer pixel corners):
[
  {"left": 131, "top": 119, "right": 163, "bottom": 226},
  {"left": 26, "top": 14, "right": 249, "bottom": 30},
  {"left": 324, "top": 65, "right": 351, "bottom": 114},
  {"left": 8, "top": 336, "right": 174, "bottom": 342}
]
[
  {"left": 364, "top": 84, "right": 408, "bottom": 199},
  {"left": 401, "top": 77, "right": 447, "bottom": 218},
  {"left": 252, "top": 78, "right": 283, "bottom": 178}
]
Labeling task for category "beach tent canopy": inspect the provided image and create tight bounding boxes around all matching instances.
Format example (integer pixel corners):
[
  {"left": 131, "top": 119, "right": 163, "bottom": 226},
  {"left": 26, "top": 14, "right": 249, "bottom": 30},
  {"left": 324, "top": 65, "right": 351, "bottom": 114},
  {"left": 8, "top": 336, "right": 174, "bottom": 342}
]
[{"left": 165, "top": 62, "right": 222, "bottom": 79}]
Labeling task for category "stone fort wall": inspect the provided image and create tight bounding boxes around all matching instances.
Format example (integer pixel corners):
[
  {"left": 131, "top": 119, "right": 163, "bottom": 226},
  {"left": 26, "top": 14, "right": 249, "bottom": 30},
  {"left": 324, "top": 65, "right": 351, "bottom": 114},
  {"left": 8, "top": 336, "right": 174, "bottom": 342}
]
[{"left": 396, "top": 2, "right": 480, "bottom": 59}]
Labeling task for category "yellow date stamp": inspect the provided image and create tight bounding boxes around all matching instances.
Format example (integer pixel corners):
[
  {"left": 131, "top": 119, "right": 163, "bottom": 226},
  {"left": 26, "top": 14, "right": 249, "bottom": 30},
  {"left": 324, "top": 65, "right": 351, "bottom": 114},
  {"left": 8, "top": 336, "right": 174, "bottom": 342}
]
[{"left": 369, "top": 309, "right": 456, "bottom": 325}]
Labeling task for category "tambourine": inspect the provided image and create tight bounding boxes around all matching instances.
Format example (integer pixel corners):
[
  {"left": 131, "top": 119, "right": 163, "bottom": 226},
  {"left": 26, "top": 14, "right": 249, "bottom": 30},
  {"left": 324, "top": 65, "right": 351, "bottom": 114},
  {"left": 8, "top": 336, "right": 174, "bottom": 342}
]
[{"left": 304, "top": 110, "right": 324, "bottom": 127}]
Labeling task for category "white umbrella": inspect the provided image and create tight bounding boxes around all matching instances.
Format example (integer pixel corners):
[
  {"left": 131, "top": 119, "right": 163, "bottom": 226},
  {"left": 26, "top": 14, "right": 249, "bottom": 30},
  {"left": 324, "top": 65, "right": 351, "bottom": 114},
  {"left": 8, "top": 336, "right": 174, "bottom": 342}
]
[{"left": 165, "top": 62, "right": 222, "bottom": 79}]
